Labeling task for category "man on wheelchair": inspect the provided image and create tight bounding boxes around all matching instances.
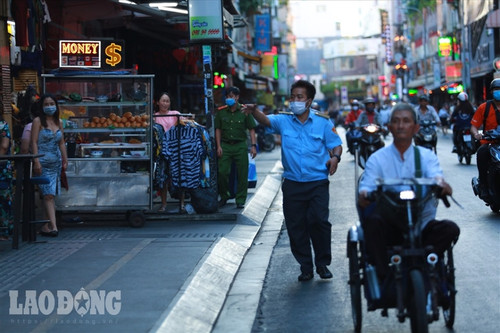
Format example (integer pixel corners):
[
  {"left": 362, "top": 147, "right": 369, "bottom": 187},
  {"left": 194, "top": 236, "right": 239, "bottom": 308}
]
[{"left": 357, "top": 103, "right": 460, "bottom": 280}]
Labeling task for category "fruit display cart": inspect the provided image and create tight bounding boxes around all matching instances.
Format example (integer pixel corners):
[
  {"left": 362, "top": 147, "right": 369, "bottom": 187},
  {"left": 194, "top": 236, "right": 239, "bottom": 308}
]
[{"left": 42, "top": 73, "right": 154, "bottom": 227}]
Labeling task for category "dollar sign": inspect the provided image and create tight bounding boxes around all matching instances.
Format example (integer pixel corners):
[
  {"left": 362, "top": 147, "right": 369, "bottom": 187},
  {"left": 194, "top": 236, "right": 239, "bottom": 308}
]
[{"left": 105, "top": 43, "right": 122, "bottom": 67}]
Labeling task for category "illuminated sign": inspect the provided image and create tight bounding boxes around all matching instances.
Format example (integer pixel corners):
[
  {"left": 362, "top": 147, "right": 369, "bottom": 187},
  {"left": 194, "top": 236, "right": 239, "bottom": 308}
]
[
  {"left": 445, "top": 61, "right": 463, "bottom": 81},
  {"left": 438, "top": 37, "right": 453, "bottom": 57},
  {"left": 59, "top": 40, "right": 125, "bottom": 69},
  {"left": 188, "top": 0, "right": 223, "bottom": 42},
  {"left": 60, "top": 40, "right": 101, "bottom": 68},
  {"left": 213, "top": 72, "right": 227, "bottom": 88}
]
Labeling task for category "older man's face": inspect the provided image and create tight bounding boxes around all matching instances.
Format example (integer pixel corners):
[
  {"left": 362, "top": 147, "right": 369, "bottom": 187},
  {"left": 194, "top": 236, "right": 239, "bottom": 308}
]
[{"left": 389, "top": 110, "right": 420, "bottom": 141}]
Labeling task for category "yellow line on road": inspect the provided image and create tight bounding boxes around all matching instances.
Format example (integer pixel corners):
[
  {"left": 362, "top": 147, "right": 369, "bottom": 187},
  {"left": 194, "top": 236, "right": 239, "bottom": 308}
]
[{"left": 31, "top": 238, "right": 153, "bottom": 333}]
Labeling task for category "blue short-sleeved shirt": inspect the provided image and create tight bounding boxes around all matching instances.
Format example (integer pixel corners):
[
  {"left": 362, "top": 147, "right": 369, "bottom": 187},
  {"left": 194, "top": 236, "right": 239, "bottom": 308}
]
[{"left": 268, "top": 112, "right": 342, "bottom": 182}]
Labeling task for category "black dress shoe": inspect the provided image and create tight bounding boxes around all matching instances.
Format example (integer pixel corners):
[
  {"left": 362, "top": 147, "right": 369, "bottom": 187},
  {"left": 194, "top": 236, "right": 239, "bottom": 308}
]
[
  {"left": 298, "top": 272, "right": 314, "bottom": 282},
  {"left": 50, "top": 230, "right": 59, "bottom": 237},
  {"left": 316, "top": 266, "right": 332, "bottom": 279},
  {"left": 218, "top": 199, "right": 227, "bottom": 208},
  {"left": 236, "top": 203, "right": 245, "bottom": 208}
]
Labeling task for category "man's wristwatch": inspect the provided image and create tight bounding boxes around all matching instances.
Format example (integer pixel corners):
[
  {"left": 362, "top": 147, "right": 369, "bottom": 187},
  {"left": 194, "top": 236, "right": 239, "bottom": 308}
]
[{"left": 332, "top": 154, "right": 341, "bottom": 162}]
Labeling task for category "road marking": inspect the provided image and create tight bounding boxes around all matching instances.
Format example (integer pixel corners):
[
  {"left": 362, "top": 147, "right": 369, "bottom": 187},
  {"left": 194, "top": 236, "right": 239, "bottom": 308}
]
[{"left": 31, "top": 238, "right": 153, "bottom": 332}]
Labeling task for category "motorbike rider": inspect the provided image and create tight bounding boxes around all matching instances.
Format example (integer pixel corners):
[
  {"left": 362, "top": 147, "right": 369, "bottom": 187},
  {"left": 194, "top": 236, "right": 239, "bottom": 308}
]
[
  {"left": 415, "top": 95, "right": 441, "bottom": 126},
  {"left": 345, "top": 99, "right": 363, "bottom": 153},
  {"left": 355, "top": 97, "right": 382, "bottom": 127},
  {"left": 450, "top": 92, "right": 475, "bottom": 153},
  {"left": 358, "top": 103, "right": 460, "bottom": 279},
  {"left": 470, "top": 78, "right": 500, "bottom": 198},
  {"left": 344, "top": 99, "right": 362, "bottom": 126}
]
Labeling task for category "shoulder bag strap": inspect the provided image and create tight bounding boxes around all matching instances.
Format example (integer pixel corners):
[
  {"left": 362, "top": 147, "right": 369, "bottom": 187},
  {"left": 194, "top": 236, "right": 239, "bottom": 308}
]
[
  {"left": 414, "top": 146, "right": 422, "bottom": 198},
  {"left": 483, "top": 100, "right": 491, "bottom": 130}
]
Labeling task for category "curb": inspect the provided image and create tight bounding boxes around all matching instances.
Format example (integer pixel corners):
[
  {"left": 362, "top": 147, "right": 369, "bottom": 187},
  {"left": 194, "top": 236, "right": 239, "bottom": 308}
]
[{"left": 150, "top": 167, "right": 283, "bottom": 333}]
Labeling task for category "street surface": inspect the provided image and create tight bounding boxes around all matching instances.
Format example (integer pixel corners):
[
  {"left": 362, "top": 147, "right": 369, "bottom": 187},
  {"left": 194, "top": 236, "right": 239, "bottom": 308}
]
[{"left": 240, "top": 127, "right": 500, "bottom": 333}]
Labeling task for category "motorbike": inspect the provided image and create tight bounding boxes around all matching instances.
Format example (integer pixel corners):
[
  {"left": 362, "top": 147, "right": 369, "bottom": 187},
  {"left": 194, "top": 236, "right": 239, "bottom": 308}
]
[
  {"left": 454, "top": 128, "right": 476, "bottom": 165},
  {"left": 352, "top": 123, "right": 385, "bottom": 169},
  {"left": 255, "top": 124, "right": 276, "bottom": 152},
  {"left": 347, "top": 178, "right": 456, "bottom": 333},
  {"left": 471, "top": 128, "right": 500, "bottom": 213},
  {"left": 414, "top": 120, "right": 437, "bottom": 153}
]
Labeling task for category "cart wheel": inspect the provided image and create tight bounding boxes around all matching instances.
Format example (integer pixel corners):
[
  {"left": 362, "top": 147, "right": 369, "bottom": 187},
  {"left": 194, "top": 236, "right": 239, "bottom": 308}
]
[{"left": 128, "top": 211, "right": 145, "bottom": 228}]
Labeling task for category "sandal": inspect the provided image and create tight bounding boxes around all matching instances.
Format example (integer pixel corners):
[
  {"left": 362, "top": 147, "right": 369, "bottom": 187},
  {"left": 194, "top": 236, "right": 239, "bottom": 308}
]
[{"left": 158, "top": 205, "right": 167, "bottom": 212}]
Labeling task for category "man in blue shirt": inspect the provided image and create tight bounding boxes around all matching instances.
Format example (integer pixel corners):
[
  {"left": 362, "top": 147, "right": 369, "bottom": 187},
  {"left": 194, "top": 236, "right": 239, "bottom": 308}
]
[
  {"left": 244, "top": 80, "right": 343, "bottom": 281},
  {"left": 358, "top": 103, "right": 460, "bottom": 279}
]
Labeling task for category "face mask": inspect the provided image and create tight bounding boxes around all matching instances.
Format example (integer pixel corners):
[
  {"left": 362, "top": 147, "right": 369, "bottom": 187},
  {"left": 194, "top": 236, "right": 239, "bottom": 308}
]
[
  {"left": 43, "top": 105, "right": 57, "bottom": 115},
  {"left": 366, "top": 106, "right": 375, "bottom": 112},
  {"left": 352, "top": 106, "right": 359, "bottom": 111},
  {"left": 225, "top": 98, "right": 236, "bottom": 106},
  {"left": 493, "top": 91, "right": 500, "bottom": 101},
  {"left": 290, "top": 101, "right": 308, "bottom": 115}
]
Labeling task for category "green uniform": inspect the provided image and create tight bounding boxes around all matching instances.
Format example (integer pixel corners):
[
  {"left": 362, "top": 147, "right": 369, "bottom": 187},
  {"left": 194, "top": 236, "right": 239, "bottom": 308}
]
[{"left": 215, "top": 104, "right": 257, "bottom": 205}]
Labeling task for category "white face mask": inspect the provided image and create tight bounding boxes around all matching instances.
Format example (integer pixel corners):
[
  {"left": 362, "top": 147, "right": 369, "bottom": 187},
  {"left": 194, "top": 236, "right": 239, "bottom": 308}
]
[{"left": 290, "top": 101, "right": 308, "bottom": 115}]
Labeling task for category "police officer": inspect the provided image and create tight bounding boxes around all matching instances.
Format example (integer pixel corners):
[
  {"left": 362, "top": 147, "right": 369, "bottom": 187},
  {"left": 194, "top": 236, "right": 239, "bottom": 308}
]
[{"left": 215, "top": 87, "right": 257, "bottom": 208}]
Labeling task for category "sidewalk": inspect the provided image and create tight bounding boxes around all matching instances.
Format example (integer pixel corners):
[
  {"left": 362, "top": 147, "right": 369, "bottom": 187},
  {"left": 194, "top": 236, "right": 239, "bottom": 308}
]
[{"left": 0, "top": 148, "right": 283, "bottom": 333}]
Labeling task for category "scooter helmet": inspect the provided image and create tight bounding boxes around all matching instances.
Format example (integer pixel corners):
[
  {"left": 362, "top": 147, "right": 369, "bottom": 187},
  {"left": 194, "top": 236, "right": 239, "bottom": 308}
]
[
  {"left": 351, "top": 99, "right": 359, "bottom": 106},
  {"left": 490, "top": 78, "right": 500, "bottom": 90},
  {"left": 418, "top": 95, "right": 430, "bottom": 102},
  {"left": 363, "top": 97, "right": 376, "bottom": 104},
  {"left": 457, "top": 92, "right": 468, "bottom": 102}
]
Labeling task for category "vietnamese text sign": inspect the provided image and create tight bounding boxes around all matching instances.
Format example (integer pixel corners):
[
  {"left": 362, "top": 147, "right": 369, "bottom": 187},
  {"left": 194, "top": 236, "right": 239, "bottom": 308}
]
[
  {"left": 255, "top": 14, "right": 271, "bottom": 52},
  {"left": 188, "top": 0, "right": 223, "bottom": 42}
]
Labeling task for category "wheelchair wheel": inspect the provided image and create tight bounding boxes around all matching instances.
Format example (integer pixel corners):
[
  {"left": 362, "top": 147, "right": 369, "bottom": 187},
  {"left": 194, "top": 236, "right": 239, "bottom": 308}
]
[
  {"left": 347, "top": 238, "right": 362, "bottom": 333},
  {"left": 443, "top": 247, "right": 456, "bottom": 329},
  {"left": 408, "top": 269, "right": 429, "bottom": 333}
]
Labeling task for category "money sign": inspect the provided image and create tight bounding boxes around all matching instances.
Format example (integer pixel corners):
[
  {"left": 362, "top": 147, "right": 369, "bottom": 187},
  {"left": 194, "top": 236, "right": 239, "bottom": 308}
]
[{"left": 105, "top": 43, "right": 122, "bottom": 67}]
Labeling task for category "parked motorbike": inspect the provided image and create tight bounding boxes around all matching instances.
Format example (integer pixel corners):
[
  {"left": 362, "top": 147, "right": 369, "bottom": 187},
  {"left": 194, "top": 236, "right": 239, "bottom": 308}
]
[
  {"left": 352, "top": 123, "right": 385, "bottom": 169},
  {"left": 414, "top": 120, "right": 437, "bottom": 153},
  {"left": 454, "top": 128, "right": 476, "bottom": 165},
  {"left": 471, "top": 128, "right": 500, "bottom": 213},
  {"left": 348, "top": 178, "right": 456, "bottom": 333},
  {"left": 255, "top": 124, "right": 275, "bottom": 152}
]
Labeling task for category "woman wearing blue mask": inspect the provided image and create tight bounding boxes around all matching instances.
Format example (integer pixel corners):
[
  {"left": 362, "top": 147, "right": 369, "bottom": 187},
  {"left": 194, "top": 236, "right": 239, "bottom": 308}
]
[{"left": 31, "top": 94, "right": 68, "bottom": 237}]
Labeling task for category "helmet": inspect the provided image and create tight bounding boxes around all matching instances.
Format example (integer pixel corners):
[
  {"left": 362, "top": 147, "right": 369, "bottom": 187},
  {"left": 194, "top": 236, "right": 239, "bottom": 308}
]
[
  {"left": 490, "top": 78, "right": 500, "bottom": 90},
  {"left": 457, "top": 92, "right": 468, "bottom": 102},
  {"left": 351, "top": 99, "right": 359, "bottom": 106},
  {"left": 418, "top": 95, "right": 430, "bottom": 101},
  {"left": 363, "top": 97, "right": 376, "bottom": 104}
]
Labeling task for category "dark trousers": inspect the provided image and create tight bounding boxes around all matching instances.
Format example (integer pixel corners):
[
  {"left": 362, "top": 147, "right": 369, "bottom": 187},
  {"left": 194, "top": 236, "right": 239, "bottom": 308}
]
[
  {"left": 364, "top": 214, "right": 460, "bottom": 278},
  {"left": 282, "top": 178, "right": 331, "bottom": 273},
  {"left": 476, "top": 144, "right": 490, "bottom": 185}
]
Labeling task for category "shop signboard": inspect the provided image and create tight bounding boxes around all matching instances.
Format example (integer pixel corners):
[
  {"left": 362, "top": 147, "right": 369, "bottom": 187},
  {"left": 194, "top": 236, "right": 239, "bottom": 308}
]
[
  {"left": 188, "top": 0, "right": 224, "bottom": 42},
  {"left": 445, "top": 61, "right": 463, "bottom": 82},
  {"left": 438, "top": 36, "right": 453, "bottom": 57},
  {"left": 255, "top": 14, "right": 271, "bottom": 52},
  {"left": 59, "top": 40, "right": 125, "bottom": 69}
]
